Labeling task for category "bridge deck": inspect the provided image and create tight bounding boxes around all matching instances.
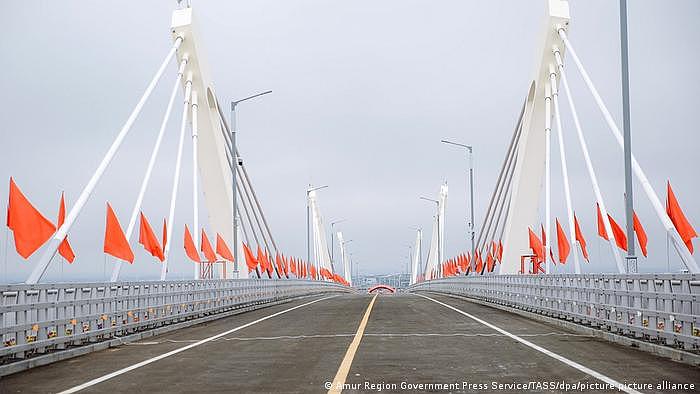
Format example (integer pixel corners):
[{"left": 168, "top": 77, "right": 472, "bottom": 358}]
[{"left": 2, "top": 294, "right": 698, "bottom": 393}]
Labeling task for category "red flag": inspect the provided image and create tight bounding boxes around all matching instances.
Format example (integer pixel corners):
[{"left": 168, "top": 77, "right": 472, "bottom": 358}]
[
  {"left": 666, "top": 181, "right": 697, "bottom": 254},
  {"left": 309, "top": 264, "right": 317, "bottom": 280},
  {"left": 458, "top": 254, "right": 468, "bottom": 272},
  {"left": 265, "top": 251, "right": 274, "bottom": 277},
  {"left": 215, "top": 233, "right": 234, "bottom": 261},
  {"left": 200, "top": 230, "right": 217, "bottom": 262},
  {"left": 6, "top": 177, "right": 56, "bottom": 259},
  {"left": 633, "top": 211, "right": 648, "bottom": 258},
  {"left": 104, "top": 203, "right": 134, "bottom": 263},
  {"left": 256, "top": 247, "right": 266, "bottom": 272},
  {"left": 138, "top": 212, "right": 164, "bottom": 261},
  {"left": 597, "top": 204, "right": 608, "bottom": 240},
  {"left": 243, "top": 243, "right": 258, "bottom": 272},
  {"left": 574, "top": 213, "right": 589, "bottom": 261},
  {"left": 183, "top": 224, "right": 200, "bottom": 263},
  {"left": 320, "top": 267, "right": 332, "bottom": 279},
  {"left": 529, "top": 227, "right": 544, "bottom": 263},
  {"left": 486, "top": 252, "right": 495, "bottom": 272},
  {"left": 555, "top": 218, "right": 570, "bottom": 264},
  {"left": 290, "top": 257, "right": 297, "bottom": 276},
  {"left": 475, "top": 251, "right": 483, "bottom": 274},
  {"left": 57, "top": 192, "right": 75, "bottom": 263},
  {"left": 257, "top": 247, "right": 272, "bottom": 278},
  {"left": 607, "top": 214, "right": 628, "bottom": 251},
  {"left": 275, "top": 254, "right": 285, "bottom": 278},
  {"left": 162, "top": 219, "right": 168, "bottom": 250}
]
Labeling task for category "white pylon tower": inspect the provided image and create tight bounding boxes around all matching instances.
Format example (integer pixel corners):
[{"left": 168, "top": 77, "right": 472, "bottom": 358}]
[
  {"left": 337, "top": 231, "right": 351, "bottom": 285},
  {"left": 410, "top": 228, "right": 422, "bottom": 284},
  {"left": 497, "top": 0, "right": 570, "bottom": 274},
  {"left": 424, "top": 183, "right": 448, "bottom": 279},
  {"left": 308, "top": 190, "right": 333, "bottom": 276}
]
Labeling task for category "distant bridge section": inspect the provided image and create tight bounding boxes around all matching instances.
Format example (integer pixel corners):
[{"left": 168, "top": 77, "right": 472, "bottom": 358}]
[{"left": 367, "top": 285, "right": 396, "bottom": 294}]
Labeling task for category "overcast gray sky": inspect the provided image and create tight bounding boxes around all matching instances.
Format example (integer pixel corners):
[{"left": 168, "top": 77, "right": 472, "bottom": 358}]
[{"left": 1, "top": 0, "right": 698, "bottom": 283}]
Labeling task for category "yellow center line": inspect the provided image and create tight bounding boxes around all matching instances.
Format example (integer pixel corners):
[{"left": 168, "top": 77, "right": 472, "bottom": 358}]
[{"left": 327, "top": 294, "right": 378, "bottom": 394}]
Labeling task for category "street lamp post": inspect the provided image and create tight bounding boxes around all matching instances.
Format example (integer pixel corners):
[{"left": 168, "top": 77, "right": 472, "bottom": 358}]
[
  {"left": 330, "top": 219, "right": 347, "bottom": 270},
  {"left": 441, "top": 139, "right": 475, "bottom": 271},
  {"left": 306, "top": 184, "right": 328, "bottom": 266},
  {"left": 230, "top": 90, "right": 272, "bottom": 277},
  {"left": 409, "top": 226, "right": 422, "bottom": 280},
  {"left": 341, "top": 239, "right": 353, "bottom": 279},
  {"left": 619, "top": 0, "right": 636, "bottom": 274},
  {"left": 420, "top": 196, "right": 441, "bottom": 277}
]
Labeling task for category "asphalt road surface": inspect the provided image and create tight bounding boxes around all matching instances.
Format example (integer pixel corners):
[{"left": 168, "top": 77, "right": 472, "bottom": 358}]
[{"left": 2, "top": 293, "right": 698, "bottom": 393}]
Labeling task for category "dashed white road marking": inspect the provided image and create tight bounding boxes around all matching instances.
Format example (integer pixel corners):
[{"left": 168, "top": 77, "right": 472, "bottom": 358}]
[
  {"left": 57, "top": 295, "right": 338, "bottom": 394},
  {"left": 417, "top": 293, "right": 643, "bottom": 394}
]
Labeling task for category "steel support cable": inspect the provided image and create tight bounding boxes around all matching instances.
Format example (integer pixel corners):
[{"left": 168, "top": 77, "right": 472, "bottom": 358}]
[
  {"left": 238, "top": 165, "right": 283, "bottom": 278},
  {"left": 237, "top": 168, "right": 282, "bottom": 279},
  {"left": 240, "top": 164, "right": 280, "bottom": 253},
  {"left": 558, "top": 29, "right": 698, "bottom": 273},
  {"left": 218, "top": 98, "right": 281, "bottom": 257},
  {"left": 215, "top": 97, "right": 282, "bottom": 278},
  {"left": 111, "top": 57, "right": 188, "bottom": 282},
  {"left": 474, "top": 99, "right": 526, "bottom": 255},
  {"left": 236, "top": 180, "right": 262, "bottom": 278},
  {"left": 161, "top": 74, "right": 193, "bottom": 280},
  {"left": 485, "top": 141, "right": 519, "bottom": 258},
  {"left": 214, "top": 97, "right": 265, "bottom": 277},
  {"left": 554, "top": 50, "right": 623, "bottom": 272},
  {"left": 479, "top": 119, "right": 522, "bottom": 256},
  {"left": 26, "top": 37, "right": 184, "bottom": 285}
]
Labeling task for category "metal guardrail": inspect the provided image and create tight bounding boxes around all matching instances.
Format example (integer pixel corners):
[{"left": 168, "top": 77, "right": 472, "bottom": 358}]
[
  {"left": 1, "top": 279, "right": 350, "bottom": 362},
  {"left": 408, "top": 274, "right": 700, "bottom": 350}
]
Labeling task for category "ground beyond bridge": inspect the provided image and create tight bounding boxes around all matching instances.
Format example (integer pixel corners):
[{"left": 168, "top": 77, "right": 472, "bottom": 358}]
[{"left": 3, "top": 294, "right": 697, "bottom": 393}]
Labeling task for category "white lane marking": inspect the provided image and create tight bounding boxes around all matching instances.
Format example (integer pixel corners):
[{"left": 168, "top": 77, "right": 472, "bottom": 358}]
[
  {"left": 417, "top": 294, "right": 643, "bottom": 394},
  {"left": 125, "top": 332, "right": 590, "bottom": 345},
  {"left": 58, "top": 295, "right": 338, "bottom": 394}
]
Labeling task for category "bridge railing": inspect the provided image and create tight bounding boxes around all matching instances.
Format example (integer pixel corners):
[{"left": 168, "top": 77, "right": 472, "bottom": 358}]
[
  {"left": 409, "top": 274, "right": 700, "bottom": 350},
  {"left": 0, "top": 279, "right": 349, "bottom": 362}
]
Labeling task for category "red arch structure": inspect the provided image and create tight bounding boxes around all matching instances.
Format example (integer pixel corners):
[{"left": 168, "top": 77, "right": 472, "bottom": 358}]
[{"left": 368, "top": 284, "right": 396, "bottom": 294}]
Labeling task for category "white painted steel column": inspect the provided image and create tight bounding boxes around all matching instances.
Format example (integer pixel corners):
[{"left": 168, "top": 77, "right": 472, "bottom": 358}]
[
  {"left": 549, "top": 64, "right": 581, "bottom": 274},
  {"left": 411, "top": 229, "right": 422, "bottom": 284},
  {"left": 27, "top": 37, "right": 183, "bottom": 284},
  {"left": 559, "top": 29, "right": 698, "bottom": 273},
  {"left": 544, "top": 83, "right": 552, "bottom": 275},
  {"left": 162, "top": 74, "right": 193, "bottom": 280},
  {"left": 191, "top": 92, "right": 200, "bottom": 280},
  {"left": 110, "top": 57, "right": 188, "bottom": 282},
  {"left": 554, "top": 50, "right": 624, "bottom": 273}
]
